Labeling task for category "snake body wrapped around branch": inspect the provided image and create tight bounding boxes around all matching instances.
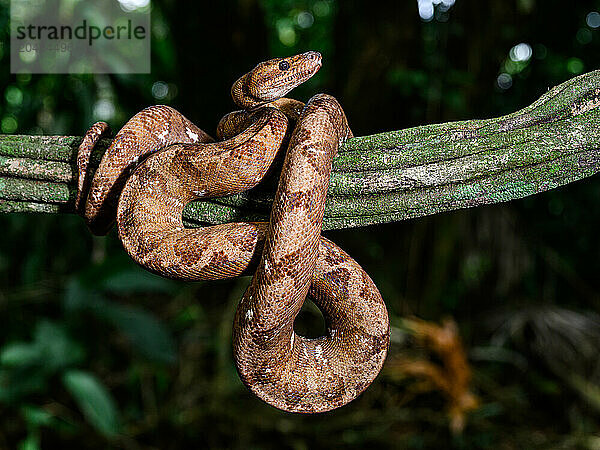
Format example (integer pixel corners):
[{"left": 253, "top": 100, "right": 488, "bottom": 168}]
[{"left": 76, "top": 51, "right": 390, "bottom": 413}]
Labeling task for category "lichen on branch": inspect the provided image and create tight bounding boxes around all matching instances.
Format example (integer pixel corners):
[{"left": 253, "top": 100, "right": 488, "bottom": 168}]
[{"left": 1, "top": 71, "right": 600, "bottom": 230}]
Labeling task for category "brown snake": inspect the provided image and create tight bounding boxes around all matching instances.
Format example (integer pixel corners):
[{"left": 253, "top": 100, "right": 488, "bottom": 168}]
[{"left": 76, "top": 52, "right": 390, "bottom": 413}]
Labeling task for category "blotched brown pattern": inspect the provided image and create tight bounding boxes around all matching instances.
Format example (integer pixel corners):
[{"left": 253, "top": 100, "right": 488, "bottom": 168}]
[{"left": 77, "top": 52, "right": 389, "bottom": 413}]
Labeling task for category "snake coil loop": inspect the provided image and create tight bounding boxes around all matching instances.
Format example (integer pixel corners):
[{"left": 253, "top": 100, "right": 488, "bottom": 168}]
[{"left": 77, "top": 51, "right": 389, "bottom": 413}]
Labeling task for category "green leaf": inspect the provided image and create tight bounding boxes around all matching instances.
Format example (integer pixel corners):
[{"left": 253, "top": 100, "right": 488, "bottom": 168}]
[
  {"left": 0, "top": 343, "right": 42, "bottom": 367},
  {"left": 1, "top": 321, "right": 84, "bottom": 372},
  {"left": 0, "top": 321, "right": 85, "bottom": 404},
  {"left": 34, "top": 321, "right": 85, "bottom": 371},
  {"left": 62, "top": 370, "right": 120, "bottom": 438},
  {"left": 101, "top": 303, "right": 177, "bottom": 364},
  {"left": 18, "top": 434, "right": 40, "bottom": 450},
  {"left": 21, "top": 404, "right": 54, "bottom": 427}
]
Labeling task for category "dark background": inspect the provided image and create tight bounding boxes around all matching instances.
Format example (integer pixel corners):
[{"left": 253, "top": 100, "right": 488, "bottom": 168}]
[{"left": 0, "top": 0, "right": 599, "bottom": 448}]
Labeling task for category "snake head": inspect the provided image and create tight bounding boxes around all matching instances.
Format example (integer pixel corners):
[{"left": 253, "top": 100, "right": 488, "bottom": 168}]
[{"left": 233, "top": 51, "right": 322, "bottom": 108}]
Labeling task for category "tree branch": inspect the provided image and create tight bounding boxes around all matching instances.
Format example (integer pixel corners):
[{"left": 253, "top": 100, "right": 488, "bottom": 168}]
[{"left": 1, "top": 71, "right": 600, "bottom": 230}]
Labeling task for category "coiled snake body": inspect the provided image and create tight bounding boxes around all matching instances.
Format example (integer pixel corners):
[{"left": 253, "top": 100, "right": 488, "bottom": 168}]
[{"left": 77, "top": 52, "right": 390, "bottom": 413}]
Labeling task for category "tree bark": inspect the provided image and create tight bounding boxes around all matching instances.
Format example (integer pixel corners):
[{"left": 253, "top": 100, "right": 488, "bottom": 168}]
[{"left": 1, "top": 71, "right": 599, "bottom": 230}]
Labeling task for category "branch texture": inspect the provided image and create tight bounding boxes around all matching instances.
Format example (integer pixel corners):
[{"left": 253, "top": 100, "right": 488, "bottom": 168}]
[{"left": 1, "top": 71, "right": 600, "bottom": 230}]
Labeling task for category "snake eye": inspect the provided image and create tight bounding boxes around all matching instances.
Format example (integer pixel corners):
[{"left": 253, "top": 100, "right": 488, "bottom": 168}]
[{"left": 278, "top": 60, "right": 290, "bottom": 71}]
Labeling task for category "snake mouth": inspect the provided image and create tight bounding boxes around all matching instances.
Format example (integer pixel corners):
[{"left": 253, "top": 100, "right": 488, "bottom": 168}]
[
  {"left": 281, "top": 67, "right": 320, "bottom": 85},
  {"left": 302, "top": 50, "right": 322, "bottom": 65},
  {"left": 296, "top": 50, "right": 322, "bottom": 76},
  {"left": 264, "top": 66, "right": 321, "bottom": 99},
  {"left": 276, "top": 57, "right": 322, "bottom": 90}
]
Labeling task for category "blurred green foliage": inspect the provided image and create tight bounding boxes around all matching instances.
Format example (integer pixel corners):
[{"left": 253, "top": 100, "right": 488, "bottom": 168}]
[{"left": 1, "top": 0, "right": 600, "bottom": 448}]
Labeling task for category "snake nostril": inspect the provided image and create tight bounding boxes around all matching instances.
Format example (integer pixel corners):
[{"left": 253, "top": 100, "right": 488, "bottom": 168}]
[{"left": 306, "top": 51, "right": 321, "bottom": 62}]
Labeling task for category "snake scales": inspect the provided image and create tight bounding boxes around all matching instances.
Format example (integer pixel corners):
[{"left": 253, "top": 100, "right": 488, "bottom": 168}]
[{"left": 76, "top": 51, "right": 390, "bottom": 413}]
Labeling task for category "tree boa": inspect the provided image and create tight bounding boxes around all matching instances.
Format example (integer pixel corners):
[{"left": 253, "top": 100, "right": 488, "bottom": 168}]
[{"left": 76, "top": 51, "right": 390, "bottom": 413}]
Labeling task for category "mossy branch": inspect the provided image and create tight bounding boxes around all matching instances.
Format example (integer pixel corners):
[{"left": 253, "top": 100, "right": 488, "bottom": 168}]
[{"left": 1, "top": 71, "right": 600, "bottom": 230}]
